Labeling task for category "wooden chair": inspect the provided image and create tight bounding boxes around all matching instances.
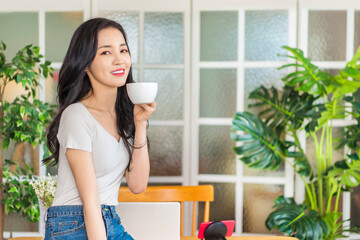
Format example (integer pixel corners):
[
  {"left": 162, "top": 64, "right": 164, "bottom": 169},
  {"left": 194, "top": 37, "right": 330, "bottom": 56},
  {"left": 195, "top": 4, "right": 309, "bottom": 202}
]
[{"left": 118, "top": 185, "right": 214, "bottom": 237}]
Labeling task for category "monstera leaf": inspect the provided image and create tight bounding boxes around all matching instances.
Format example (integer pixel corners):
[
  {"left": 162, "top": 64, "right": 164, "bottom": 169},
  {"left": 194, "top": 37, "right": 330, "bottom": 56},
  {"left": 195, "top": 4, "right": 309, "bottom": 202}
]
[
  {"left": 266, "top": 196, "right": 329, "bottom": 240},
  {"left": 231, "top": 112, "right": 312, "bottom": 176},
  {"left": 248, "top": 85, "right": 322, "bottom": 132},
  {"left": 231, "top": 112, "right": 284, "bottom": 170},
  {"left": 279, "top": 46, "right": 331, "bottom": 96},
  {"left": 336, "top": 116, "right": 360, "bottom": 151},
  {"left": 284, "top": 141, "right": 312, "bottom": 177},
  {"left": 326, "top": 154, "right": 360, "bottom": 188}
]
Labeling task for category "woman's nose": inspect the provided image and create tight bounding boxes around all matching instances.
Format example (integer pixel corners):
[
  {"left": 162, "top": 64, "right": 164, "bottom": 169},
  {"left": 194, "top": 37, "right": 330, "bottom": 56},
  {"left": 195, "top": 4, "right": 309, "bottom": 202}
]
[{"left": 113, "top": 52, "right": 124, "bottom": 65}]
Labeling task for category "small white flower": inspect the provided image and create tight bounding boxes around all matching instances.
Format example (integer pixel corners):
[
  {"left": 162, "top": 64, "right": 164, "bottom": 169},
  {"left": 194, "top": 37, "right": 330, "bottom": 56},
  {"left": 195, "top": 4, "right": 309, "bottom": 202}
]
[{"left": 31, "top": 174, "right": 57, "bottom": 208}]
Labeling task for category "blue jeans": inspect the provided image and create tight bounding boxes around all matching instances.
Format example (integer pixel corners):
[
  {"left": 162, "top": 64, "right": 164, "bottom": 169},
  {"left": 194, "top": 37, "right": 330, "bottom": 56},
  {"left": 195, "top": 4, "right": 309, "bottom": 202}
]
[{"left": 44, "top": 205, "right": 134, "bottom": 240}]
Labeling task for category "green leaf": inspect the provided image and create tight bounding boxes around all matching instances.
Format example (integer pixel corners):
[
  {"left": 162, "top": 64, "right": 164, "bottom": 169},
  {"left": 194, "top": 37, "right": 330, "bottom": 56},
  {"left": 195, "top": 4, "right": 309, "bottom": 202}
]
[
  {"left": 2, "top": 138, "right": 10, "bottom": 150},
  {"left": 20, "top": 106, "right": 25, "bottom": 117},
  {"left": 9, "top": 187, "right": 18, "bottom": 193},
  {"left": 231, "top": 111, "right": 284, "bottom": 170},
  {"left": 266, "top": 196, "right": 329, "bottom": 240},
  {"left": 16, "top": 119, "right": 22, "bottom": 127},
  {"left": 280, "top": 46, "right": 330, "bottom": 96},
  {"left": 20, "top": 134, "right": 26, "bottom": 141}
]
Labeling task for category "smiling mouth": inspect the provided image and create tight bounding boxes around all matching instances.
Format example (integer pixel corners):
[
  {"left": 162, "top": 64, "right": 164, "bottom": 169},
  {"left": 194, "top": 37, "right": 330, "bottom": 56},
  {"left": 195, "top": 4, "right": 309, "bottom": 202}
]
[{"left": 111, "top": 69, "right": 125, "bottom": 76}]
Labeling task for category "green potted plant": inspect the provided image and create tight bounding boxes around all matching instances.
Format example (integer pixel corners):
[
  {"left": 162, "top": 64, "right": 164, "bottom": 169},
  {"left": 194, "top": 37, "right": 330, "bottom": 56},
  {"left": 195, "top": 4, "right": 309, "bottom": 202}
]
[
  {"left": 0, "top": 41, "right": 57, "bottom": 240},
  {"left": 231, "top": 46, "right": 360, "bottom": 240},
  {"left": 1, "top": 160, "right": 38, "bottom": 239}
]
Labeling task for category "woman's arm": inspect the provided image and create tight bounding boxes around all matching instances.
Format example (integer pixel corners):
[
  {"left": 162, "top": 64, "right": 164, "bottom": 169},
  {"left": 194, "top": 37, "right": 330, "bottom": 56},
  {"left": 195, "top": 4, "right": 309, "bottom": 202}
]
[
  {"left": 66, "top": 149, "right": 107, "bottom": 240},
  {"left": 126, "top": 101, "right": 156, "bottom": 194}
]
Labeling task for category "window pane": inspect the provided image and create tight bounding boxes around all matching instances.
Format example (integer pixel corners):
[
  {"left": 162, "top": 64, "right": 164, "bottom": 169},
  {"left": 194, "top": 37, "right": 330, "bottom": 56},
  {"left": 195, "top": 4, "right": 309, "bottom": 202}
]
[
  {"left": 45, "top": 70, "right": 59, "bottom": 104},
  {"left": 148, "top": 126, "right": 182, "bottom": 176},
  {"left": 243, "top": 184, "right": 283, "bottom": 233},
  {"left": 132, "top": 68, "right": 139, "bottom": 82},
  {"left": 200, "top": 11, "right": 238, "bottom": 61},
  {"left": 100, "top": 11, "right": 139, "bottom": 64},
  {"left": 0, "top": 12, "right": 38, "bottom": 60},
  {"left": 199, "top": 126, "right": 236, "bottom": 175},
  {"left": 45, "top": 12, "right": 83, "bottom": 62},
  {"left": 144, "top": 69, "right": 183, "bottom": 120},
  {"left": 198, "top": 183, "right": 235, "bottom": 225},
  {"left": 144, "top": 12, "right": 183, "bottom": 64},
  {"left": 308, "top": 11, "right": 346, "bottom": 61},
  {"left": 200, "top": 68, "right": 237, "bottom": 118},
  {"left": 244, "top": 68, "right": 286, "bottom": 116},
  {"left": 245, "top": 10, "right": 288, "bottom": 61},
  {"left": 244, "top": 163, "right": 285, "bottom": 177}
]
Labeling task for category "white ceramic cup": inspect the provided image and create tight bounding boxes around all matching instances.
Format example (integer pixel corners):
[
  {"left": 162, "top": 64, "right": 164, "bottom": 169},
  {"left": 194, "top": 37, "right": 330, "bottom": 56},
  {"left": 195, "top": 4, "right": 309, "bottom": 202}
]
[{"left": 126, "top": 82, "right": 158, "bottom": 104}]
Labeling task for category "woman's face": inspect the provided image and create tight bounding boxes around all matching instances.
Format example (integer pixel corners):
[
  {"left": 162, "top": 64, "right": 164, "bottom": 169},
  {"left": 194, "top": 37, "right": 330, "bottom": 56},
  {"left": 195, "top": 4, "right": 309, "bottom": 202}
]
[{"left": 86, "top": 27, "right": 132, "bottom": 89}]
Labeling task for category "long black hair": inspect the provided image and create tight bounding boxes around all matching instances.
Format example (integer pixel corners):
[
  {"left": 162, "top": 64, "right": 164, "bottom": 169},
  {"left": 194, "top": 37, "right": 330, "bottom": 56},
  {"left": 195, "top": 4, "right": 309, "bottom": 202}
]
[{"left": 43, "top": 18, "right": 142, "bottom": 170}]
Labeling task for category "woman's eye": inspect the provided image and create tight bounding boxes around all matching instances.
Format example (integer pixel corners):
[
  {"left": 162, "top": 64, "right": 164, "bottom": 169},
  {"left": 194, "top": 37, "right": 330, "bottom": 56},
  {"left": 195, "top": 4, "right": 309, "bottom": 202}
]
[
  {"left": 101, "top": 51, "right": 110, "bottom": 55},
  {"left": 121, "top": 49, "right": 128, "bottom": 53}
]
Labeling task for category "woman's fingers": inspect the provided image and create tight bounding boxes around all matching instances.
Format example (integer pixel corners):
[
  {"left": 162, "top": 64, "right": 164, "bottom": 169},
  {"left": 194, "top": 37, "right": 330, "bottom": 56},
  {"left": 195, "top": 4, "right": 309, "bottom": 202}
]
[{"left": 139, "top": 101, "right": 156, "bottom": 113}]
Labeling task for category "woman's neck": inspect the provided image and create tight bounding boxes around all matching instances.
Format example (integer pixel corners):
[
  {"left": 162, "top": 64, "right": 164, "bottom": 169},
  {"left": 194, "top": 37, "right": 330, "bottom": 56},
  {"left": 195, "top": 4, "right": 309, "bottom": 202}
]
[{"left": 83, "top": 89, "right": 117, "bottom": 114}]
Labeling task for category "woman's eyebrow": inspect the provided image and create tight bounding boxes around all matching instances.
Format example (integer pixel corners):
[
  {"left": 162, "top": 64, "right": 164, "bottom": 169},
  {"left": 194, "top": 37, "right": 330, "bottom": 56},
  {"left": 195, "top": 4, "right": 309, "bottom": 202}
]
[{"left": 98, "top": 43, "right": 127, "bottom": 50}]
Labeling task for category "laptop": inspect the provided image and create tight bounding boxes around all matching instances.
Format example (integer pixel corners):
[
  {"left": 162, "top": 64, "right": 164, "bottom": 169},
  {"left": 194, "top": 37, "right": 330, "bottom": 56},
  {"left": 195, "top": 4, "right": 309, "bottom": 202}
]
[{"left": 115, "top": 202, "right": 180, "bottom": 240}]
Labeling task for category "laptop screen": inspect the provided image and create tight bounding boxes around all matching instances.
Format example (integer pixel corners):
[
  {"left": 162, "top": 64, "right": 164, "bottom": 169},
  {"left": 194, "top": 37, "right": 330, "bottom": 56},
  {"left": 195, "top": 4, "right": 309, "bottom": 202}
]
[{"left": 115, "top": 202, "right": 180, "bottom": 240}]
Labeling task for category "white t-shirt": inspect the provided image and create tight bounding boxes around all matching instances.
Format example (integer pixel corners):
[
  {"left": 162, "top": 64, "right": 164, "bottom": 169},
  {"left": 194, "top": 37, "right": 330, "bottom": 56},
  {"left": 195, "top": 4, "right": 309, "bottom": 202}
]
[{"left": 52, "top": 102, "right": 130, "bottom": 206}]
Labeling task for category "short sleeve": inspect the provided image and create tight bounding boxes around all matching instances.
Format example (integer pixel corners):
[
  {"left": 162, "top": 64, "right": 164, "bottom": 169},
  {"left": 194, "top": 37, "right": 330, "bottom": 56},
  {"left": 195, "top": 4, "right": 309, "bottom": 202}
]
[{"left": 57, "top": 104, "right": 94, "bottom": 152}]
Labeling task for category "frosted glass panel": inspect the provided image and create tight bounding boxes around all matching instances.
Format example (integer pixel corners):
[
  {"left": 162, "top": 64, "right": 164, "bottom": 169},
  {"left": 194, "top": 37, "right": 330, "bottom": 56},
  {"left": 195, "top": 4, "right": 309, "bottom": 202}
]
[
  {"left": 144, "top": 69, "right": 183, "bottom": 120},
  {"left": 132, "top": 68, "right": 139, "bottom": 82},
  {"left": 0, "top": 12, "right": 38, "bottom": 60},
  {"left": 244, "top": 163, "right": 285, "bottom": 177},
  {"left": 200, "top": 69, "right": 237, "bottom": 118},
  {"left": 245, "top": 10, "right": 288, "bottom": 61},
  {"left": 308, "top": 11, "right": 346, "bottom": 61},
  {"left": 45, "top": 70, "right": 59, "bottom": 104},
  {"left": 306, "top": 127, "right": 344, "bottom": 173},
  {"left": 147, "top": 126, "right": 182, "bottom": 176},
  {"left": 200, "top": 11, "right": 238, "bottom": 61},
  {"left": 45, "top": 12, "right": 83, "bottom": 62},
  {"left": 243, "top": 184, "right": 283, "bottom": 233},
  {"left": 100, "top": 12, "right": 139, "bottom": 64},
  {"left": 199, "top": 126, "right": 236, "bottom": 175},
  {"left": 198, "top": 183, "right": 235, "bottom": 225},
  {"left": 144, "top": 13, "right": 183, "bottom": 64},
  {"left": 244, "top": 68, "right": 286, "bottom": 116},
  {"left": 355, "top": 11, "right": 360, "bottom": 54}
]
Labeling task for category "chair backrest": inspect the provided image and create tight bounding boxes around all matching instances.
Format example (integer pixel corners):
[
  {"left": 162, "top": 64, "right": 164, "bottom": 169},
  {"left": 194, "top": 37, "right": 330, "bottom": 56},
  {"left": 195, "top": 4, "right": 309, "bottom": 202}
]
[{"left": 118, "top": 185, "right": 214, "bottom": 237}]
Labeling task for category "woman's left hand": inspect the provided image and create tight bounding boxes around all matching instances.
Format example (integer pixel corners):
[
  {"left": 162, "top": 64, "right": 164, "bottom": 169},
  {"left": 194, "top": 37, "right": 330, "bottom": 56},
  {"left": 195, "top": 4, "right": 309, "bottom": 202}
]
[{"left": 133, "top": 101, "right": 156, "bottom": 126}]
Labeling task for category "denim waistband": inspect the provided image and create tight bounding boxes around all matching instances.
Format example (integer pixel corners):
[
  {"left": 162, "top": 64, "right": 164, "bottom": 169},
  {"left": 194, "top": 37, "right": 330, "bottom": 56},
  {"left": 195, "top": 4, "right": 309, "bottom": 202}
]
[{"left": 47, "top": 205, "right": 117, "bottom": 218}]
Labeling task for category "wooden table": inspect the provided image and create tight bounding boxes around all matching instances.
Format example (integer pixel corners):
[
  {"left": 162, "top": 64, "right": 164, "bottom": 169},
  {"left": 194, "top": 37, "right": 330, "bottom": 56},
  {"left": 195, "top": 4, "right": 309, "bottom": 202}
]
[
  {"left": 181, "top": 236, "right": 298, "bottom": 240},
  {"left": 10, "top": 236, "right": 297, "bottom": 240}
]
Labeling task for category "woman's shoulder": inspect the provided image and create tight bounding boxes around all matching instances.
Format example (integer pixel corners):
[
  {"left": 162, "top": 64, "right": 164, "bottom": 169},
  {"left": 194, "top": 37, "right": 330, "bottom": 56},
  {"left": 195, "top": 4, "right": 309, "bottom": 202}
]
[{"left": 61, "top": 102, "right": 91, "bottom": 123}]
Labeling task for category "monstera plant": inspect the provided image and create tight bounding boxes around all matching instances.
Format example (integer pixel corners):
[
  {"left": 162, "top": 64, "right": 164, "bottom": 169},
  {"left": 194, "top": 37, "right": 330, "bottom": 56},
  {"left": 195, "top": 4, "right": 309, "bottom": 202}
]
[{"left": 231, "top": 46, "right": 360, "bottom": 240}]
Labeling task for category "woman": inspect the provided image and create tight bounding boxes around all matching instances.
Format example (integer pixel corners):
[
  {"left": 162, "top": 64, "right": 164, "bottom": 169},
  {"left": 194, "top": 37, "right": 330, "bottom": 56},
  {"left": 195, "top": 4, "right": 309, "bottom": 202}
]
[{"left": 43, "top": 17, "right": 156, "bottom": 240}]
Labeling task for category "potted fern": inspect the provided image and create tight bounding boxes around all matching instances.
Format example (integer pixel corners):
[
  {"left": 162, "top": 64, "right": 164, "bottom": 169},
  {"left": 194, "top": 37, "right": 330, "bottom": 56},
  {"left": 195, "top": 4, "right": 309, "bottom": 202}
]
[{"left": 231, "top": 46, "right": 360, "bottom": 240}]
